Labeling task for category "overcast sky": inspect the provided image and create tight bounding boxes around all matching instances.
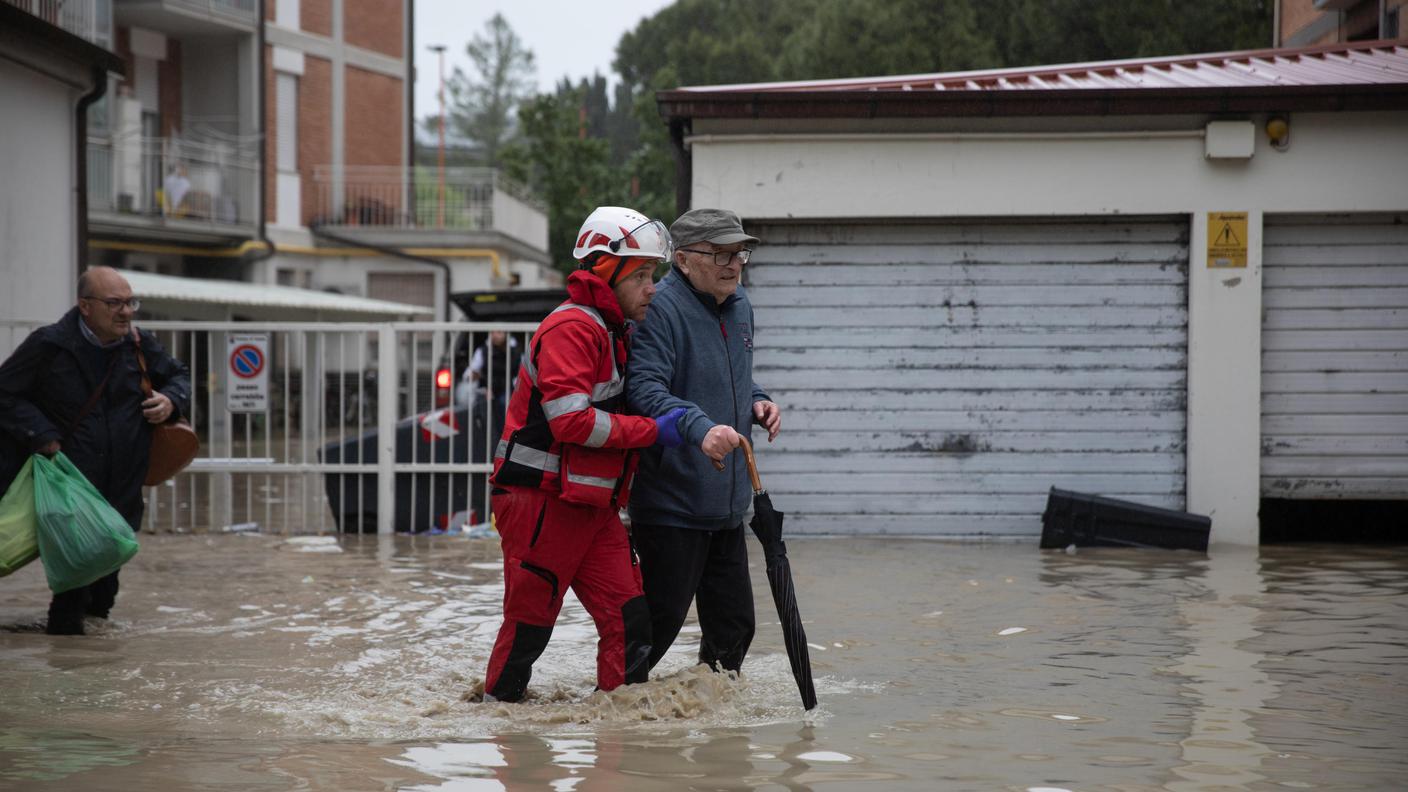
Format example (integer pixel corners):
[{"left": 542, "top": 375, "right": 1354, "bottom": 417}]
[{"left": 413, "top": 0, "right": 675, "bottom": 122}]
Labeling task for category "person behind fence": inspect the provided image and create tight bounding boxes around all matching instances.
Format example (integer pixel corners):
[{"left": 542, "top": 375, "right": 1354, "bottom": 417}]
[
  {"left": 459, "top": 329, "right": 520, "bottom": 439},
  {"left": 481, "top": 206, "right": 691, "bottom": 702},
  {"left": 0, "top": 266, "right": 191, "bottom": 635},
  {"left": 626, "top": 208, "right": 781, "bottom": 674}
]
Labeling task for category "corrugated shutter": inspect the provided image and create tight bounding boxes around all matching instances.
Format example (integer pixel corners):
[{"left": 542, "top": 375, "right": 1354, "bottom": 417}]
[
  {"left": 368, "top": 272, "right": 435, "bottom": 308},
  {"left": 747, "top": 218, "right": 1189, "bottom": 537},
  {"left": 1261, "top": 213, "right": 1408, "bottom": 499}
]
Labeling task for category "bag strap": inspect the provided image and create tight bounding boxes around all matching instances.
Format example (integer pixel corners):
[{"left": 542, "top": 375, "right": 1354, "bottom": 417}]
[
  {"left": 130, "top": 327, "right": 155, "bottom": 398},
  {"left": 64, "top": 350, "right": 119, "bottom": 442}
]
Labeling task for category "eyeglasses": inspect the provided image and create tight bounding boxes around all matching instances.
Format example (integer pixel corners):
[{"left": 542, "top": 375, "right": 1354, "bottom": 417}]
[
  {"left": 679, "top": 248, "right": 752, "bottom": 267},
  {"left": 83, "top": 296, "right": 141, "bottom": 311}
]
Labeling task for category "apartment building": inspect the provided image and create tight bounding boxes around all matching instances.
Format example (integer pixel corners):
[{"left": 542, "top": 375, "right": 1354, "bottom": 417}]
[
  {"left": 12, "top": 0, "right": 552, "bottom": 321},
  {"left": 1278, "top": 0, "right": 1406, "bottom": 46},
  {"left": 258, "top": 0, "right": 556, "bottom": 319}
]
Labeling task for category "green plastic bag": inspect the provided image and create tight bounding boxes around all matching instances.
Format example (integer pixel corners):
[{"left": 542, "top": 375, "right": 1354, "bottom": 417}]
[
  {"left": 32, "top": 453, "right": 139, "bottom": 594},
  {"left": 0, "top": 457, "right": 40, "bottom": 577}
]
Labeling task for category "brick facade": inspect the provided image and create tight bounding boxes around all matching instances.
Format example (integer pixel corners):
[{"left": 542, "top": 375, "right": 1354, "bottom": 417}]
[
  {"left": 261, "top": 2, "right": 406, "bottom": 226},
  {"left": 302, "top": 0, "right": 332, "bottom": 37},
  {"left": 345, "top": 0, "right": 404, "bottom": 58},
  {"left": 344, "top": 66, "right": 403, "bottom": 167},
  {"left": 1279, "top": 0, "right": 1321, "bottom": 43},
  {"left": 300, "top": 56, "right": 333, "bottom": 225},
  {"left": 114, "top": 27, "right": 134, "bottom": 92}
]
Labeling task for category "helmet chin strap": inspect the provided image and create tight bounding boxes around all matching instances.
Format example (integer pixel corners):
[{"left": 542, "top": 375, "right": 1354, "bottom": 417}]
[
  {"left": 582, "top": 253, "right": 630, "bottom": 287},
  {"left": 604, "top": 256, "right": 629, "bottom": 287}
]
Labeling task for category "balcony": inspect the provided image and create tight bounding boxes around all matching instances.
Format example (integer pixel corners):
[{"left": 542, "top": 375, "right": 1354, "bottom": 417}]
[
  {"left": 310, "top": 166, "right": 549, "bottom": 254},
  {"left": 3, "top": 0, "right": 111, "bottom": 46},
  {"left": 88, "top": 134, "right": 259, "bottom": 241},
  {"left": 114, "top": 0, "right": 256, "bottom": 35}
]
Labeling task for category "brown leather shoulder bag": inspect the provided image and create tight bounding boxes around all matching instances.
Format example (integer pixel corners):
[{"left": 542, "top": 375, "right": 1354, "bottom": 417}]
[{"left": 131, "top": 328, "right": 199, "bottom": 485}]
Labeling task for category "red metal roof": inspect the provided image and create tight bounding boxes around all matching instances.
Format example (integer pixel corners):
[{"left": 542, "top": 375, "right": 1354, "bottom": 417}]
[
  {"left": 657, "top": 41, "right": 1408, "bottom": 121},
  {"left": 679, "top": 40, "right": 1408, "bottom": 94}
]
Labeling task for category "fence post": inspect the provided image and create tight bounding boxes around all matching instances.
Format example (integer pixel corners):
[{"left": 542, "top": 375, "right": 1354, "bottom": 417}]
[{"left": 376, "top": 326, "right": 397, "bottom": 534}]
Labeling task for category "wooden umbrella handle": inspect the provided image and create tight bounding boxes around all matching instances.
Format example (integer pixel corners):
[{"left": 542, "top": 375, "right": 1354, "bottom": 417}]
[{"left": 712, "top": 436, "right": 763, "bottom": 493}]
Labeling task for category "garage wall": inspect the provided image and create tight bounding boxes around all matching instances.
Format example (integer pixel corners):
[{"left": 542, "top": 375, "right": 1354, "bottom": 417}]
[
  {"left": 0, "top": 58, "right": 79, "bottom": 329},
  {"left": 1261, "top": 213, "right": 1408, "bottom": 499},
  {"left": 689, "top": 113, "right": 1408, "bottom": 220},
  {"left": 688, "top": 110, "right": 1408, "bottom": 544},
  {"left": 748, "top": 217, "right": 1190, "bottom": 536}
]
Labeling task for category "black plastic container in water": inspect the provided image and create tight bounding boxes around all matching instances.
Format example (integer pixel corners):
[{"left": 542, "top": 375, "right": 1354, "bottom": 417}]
[{"left": 1040, "top": 487, "right": 1211, "bottom": 552}]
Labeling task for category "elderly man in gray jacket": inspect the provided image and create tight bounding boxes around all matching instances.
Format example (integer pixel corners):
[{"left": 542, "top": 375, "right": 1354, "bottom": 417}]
[{"left": 626, "top": 208, "right": 781, "bottom": 673}]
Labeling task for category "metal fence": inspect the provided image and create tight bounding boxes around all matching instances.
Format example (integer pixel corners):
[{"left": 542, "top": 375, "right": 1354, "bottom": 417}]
[
  {"left": 2, "top": 0, "right": 106, "bottom": 44},
  {"left": 1, "top": 321, "right": 537, "bottom": 536},
  {"left": 311, "top": 165, "right": 543, "bottom": 231}
]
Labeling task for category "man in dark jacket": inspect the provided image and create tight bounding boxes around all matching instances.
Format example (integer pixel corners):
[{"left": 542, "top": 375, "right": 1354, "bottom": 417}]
[
  {"left": 0, "top": 267, "right": 191, "bottom": 635},
  {"left": 626, "top": 208, "right": 782, "bottom": 673}
]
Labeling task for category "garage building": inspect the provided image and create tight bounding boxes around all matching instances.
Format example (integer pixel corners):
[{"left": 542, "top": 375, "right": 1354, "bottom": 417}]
[{"left": 657, "top": 41, "right": 1408, "bottom": 544}]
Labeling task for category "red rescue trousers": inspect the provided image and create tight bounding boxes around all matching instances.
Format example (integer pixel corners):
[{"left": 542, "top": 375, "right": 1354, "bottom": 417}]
[{"left": 483, "top": 486, "right": 651, "bottom": 701}]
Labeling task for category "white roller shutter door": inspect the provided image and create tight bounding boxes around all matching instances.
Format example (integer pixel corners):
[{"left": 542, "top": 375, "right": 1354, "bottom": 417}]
[
  {"left": 1261, "top": 213, "right": 1408, "bottom": 499},
  {"left": 747, "top": 218, "right": 1189, "bottom": 537}
]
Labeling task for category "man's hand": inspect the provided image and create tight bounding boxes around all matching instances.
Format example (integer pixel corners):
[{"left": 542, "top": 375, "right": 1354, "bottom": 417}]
[
  {"left": 142, "top": 392, "right": 174, "bottom": 424},
  {"left": 701, "top": 424, "right": 742, "bottom": 464},
  {"left": 37, "top": 440, "right": 60, "bottom": 457},
  {"left": 753, "top": 400, "right": 781, "bottom": 442}
]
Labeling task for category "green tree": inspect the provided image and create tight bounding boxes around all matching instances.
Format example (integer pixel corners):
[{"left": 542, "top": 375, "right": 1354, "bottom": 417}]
[
  {"left": 444, "top": 13, "right": 536, "bottom": 166},
  {"left": 500, "top": 88, "right": 621, "bottom": 272},
  {"left": 615, "top": 0, "right": 1272, "bottom": 218},
  {"left": 615, "top": 0, "right": 816, "bottom": 89},
  {"left": 779, "top": 0, "right": 999, "bottom": 80},
  {"left": 984, "top": 0, "right": 1271, "bottom": 67},
  {"left": 612, "top": 0, "right": 821, "bottom": 221}
]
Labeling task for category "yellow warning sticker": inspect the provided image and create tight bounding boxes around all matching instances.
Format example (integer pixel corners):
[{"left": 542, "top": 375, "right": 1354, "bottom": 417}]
[{"left": 1207, "top": 211, "right": 1248, "bottom": 268}]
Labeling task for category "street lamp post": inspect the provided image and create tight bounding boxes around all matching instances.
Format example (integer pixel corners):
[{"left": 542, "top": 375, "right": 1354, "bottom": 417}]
[{"left": 427, "top": 44, "right": 447, "bottom": 228}]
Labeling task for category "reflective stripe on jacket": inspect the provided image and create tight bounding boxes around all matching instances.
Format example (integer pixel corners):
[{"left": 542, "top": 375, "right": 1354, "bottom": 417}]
[{"left": 491, "top": 271, "right": 659, "bottom": 508}]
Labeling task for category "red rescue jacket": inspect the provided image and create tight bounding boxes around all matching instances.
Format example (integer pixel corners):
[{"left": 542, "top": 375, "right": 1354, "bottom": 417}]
[{"left": 491, "top": 270, "right": 658, "bottom": 508}]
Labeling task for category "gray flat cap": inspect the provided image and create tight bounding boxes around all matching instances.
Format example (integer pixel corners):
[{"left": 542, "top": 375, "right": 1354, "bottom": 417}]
[{"left": 669, "top": 208, "right": 759, "bottom": 247}]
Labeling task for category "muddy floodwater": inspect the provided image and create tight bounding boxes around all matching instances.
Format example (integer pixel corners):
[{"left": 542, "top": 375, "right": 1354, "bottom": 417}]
[{"left": 1, "top": 534, "right": 1404, "bottom": 791}]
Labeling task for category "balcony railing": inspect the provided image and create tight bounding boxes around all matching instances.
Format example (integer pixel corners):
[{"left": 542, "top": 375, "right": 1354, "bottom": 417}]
[
  {"left": 169, "top": 0, "right": 257, "bottom": 20},
  {"left": 89, "top": 135, "right": 259, "bottom": 228},
  {"left": 4, "top": 0, "right": 109, "bottom": 46},
  {"left": 311, "top": 166, "right": 548, "bottom": 248}
]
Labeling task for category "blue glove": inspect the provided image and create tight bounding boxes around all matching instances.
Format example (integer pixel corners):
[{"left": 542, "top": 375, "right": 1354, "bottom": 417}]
[{"left": 653, "top": 407, "right": 687, "bottom": 448}]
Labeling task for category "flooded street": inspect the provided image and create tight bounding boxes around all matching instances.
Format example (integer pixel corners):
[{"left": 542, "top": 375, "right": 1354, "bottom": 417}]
[{"left": 1, "top": 535, "right": 1405, "bottom": 790}]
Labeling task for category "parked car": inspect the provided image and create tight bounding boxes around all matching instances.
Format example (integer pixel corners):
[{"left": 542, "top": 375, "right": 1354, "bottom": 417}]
[{"left": 319, "top": 404, "right": 491, "bottom": 533}]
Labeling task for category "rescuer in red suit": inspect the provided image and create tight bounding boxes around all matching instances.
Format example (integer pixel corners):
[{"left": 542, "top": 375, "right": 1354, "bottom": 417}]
[{"left": 483, "top": 206, "right": 688, "bottom": 702}]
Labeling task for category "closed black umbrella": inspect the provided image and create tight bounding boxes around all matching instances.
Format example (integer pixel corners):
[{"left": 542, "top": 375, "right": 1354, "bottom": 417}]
[{"left": 738, "top": 437, "right": 817, "bottom": 710}]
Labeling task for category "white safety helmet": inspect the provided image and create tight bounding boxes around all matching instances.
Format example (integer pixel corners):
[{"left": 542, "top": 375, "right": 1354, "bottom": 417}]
[{"left": 572, "top": 206, "right": 673, "bottom": 265}]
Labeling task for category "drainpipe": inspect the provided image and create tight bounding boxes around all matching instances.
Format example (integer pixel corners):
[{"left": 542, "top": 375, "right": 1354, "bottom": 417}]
[
  {"left": 76, "top": 65, "right": 107, "bottom": 280},
  {"left": 250, "top": 0, "right": 276, "bottom": 271}
]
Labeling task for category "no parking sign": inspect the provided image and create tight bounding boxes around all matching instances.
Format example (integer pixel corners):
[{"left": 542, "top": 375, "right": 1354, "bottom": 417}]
[{"left": 227, "top": 333, "right": 269, "bottom": 412}]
